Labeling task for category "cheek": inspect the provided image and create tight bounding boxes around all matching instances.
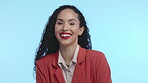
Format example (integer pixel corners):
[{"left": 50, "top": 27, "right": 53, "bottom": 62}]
[
  {"left": 55, "top": 25, "right": 60, "bottom": 32},
  {"left": 54, "top": 27, "right": 59, "bottom": 36},
  {"left": 55, "top": 24, "right": 62, "bottom": 31},
  {"left": 72, "top": 28, "right": 80, "bottom": 35}
]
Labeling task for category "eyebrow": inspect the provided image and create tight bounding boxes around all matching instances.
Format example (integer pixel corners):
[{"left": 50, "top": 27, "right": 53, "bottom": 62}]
[
  {"left": 69, "top": 19, "right": 76, "bottom": 22},
  {"left": 57, "top": 18, "right": 63, "bottom": 21},
  {"left": 56, "top": 18, "right": 76, "bottom": 22}
]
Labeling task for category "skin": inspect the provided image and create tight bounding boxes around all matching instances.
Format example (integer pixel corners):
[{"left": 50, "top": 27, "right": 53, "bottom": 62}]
[{"left": 55, "top": 9, "right": 84, "bottom": 65}]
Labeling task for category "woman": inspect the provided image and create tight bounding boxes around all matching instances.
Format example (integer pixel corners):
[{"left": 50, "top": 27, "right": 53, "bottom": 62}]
[{"left": 35, "top": 5, "right": 112, "bottom": 83}]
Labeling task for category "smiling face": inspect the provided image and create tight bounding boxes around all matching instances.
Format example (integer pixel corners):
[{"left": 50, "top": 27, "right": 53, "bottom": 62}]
[{"left": 55, "top": 9, "right": 84, "bottom": 47}]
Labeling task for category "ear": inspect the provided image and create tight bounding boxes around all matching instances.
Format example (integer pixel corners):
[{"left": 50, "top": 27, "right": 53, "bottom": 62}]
[{"left": 79, "top": 26, "right": 85, "bottom": 36}]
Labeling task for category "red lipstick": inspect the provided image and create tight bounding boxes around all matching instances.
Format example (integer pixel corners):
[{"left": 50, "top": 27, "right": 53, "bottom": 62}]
[{"left": 60, "top": 32, "right": 72, "bottom": 39}]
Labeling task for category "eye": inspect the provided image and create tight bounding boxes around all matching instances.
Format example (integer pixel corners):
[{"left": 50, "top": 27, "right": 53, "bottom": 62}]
[
  {"left": 57, "top": 22, "right": 63, "bottom": 25},
  {"left": 69, "top": 23, "right": 75, "bottom": 25}
]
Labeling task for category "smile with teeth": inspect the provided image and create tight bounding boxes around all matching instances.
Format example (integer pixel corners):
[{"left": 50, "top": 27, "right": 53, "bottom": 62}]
[{"left": 60, "top": 33, "right": 72, "bottom": 39}]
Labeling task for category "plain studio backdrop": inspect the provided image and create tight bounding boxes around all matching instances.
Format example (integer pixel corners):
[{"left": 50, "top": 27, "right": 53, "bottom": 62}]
[{"left": 0, "top": 0, "right": 148, "bottom": 83}]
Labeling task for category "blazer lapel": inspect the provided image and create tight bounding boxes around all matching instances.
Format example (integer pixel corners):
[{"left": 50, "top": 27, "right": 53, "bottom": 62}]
[
  {"left": 72, "top": 64, "right": 84, "bottom": 83},
  {"left": 52, "top": 52, "right": 65, "bottom": 83},
  {"left": 54, "top": 68, "right": 65, "bottom": 83},
  {"left": 72, "top": 47, "right": 86, "bottom": 83}
]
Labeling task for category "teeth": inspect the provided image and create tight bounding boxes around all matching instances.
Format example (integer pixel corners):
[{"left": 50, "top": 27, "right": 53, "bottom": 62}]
[{"left": 61, "top": 34, "right": 71, "bottom": 37}]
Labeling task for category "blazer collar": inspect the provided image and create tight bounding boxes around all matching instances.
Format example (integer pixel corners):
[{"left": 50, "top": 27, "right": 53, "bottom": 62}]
[
  {"left": 72, "top": 47, "right": 86, "bottom": 83},
  {"left": 52, "top": 46, "right": 86, "bottom": 67},
  {"left": 77, "top": 46, "right": 86, "bottom": 64},
  {"left": 52, "top": 46, "right": 86, "bottom": 83}
]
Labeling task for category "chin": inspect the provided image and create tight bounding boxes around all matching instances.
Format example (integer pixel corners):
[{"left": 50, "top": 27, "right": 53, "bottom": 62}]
[
  {"left": 59, "top": 40, "right": 77, "bottom": 47},
  {"left": 59, "top": 42, "right": 71, "bottom": 47}
]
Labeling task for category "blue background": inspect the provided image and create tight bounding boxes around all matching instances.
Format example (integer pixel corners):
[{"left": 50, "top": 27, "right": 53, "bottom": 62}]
[{"left": 0, "top": 0, "right": 148, "bottom": 83}]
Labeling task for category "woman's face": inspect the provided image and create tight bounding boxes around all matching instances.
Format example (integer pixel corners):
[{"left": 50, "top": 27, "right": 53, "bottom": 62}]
[{"left": 55, "top": 9, "right": 84, "bottom": 47}]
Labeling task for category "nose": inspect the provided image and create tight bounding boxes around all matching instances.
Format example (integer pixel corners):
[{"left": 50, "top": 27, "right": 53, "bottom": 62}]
[{"left": 62, "top": 23, "right": 68, "bottom": 31}]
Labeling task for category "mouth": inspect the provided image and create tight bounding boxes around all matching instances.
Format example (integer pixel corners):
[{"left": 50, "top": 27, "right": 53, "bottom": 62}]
[{"left": 60, "top": 32, "right": 72, "bottom": 39}]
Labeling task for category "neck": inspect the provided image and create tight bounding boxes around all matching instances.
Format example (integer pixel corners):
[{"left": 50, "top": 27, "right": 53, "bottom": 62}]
[{"left": 59, "top": 43, "right": 78, "bottom": 65}]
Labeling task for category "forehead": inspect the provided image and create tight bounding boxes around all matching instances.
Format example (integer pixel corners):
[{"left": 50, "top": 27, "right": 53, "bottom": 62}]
[{"left": 57, "top": 9, "right": 79, "bottom": 21}]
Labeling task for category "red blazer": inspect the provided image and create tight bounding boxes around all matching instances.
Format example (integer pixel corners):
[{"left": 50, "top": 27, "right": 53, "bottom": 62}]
[{"left": 36, "top": 47, "right": 112, "bottom": 83}]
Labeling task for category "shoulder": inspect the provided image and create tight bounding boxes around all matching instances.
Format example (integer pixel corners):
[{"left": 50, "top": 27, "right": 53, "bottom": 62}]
[
  {"left": 85, "top": 49, "right": 107, "bottom": 63},
  {"left": 85, "top": 49, "right": 110, "bottom": 70},
  {"left": 86, "top": 49, "right": 105, "bottom": 58},
  {"left": 36, "top": 52, "right": 58, "bottom": 66}
]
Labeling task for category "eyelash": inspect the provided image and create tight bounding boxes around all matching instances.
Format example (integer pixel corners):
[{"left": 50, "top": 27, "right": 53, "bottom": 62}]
[
  {"left": 56, "top": 22, "right": 75, "bottom": 25},
  {"left": 57, "top": 22, "right": 63, "bottom": 25},
  {"left": 69, "top": 23, "right": 75, "bottom": 25}
]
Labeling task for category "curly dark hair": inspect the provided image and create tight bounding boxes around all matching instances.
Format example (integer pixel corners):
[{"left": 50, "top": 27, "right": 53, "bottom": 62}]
[{"left": 34, "top": 5, "right": 92, "bottom": 71}]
